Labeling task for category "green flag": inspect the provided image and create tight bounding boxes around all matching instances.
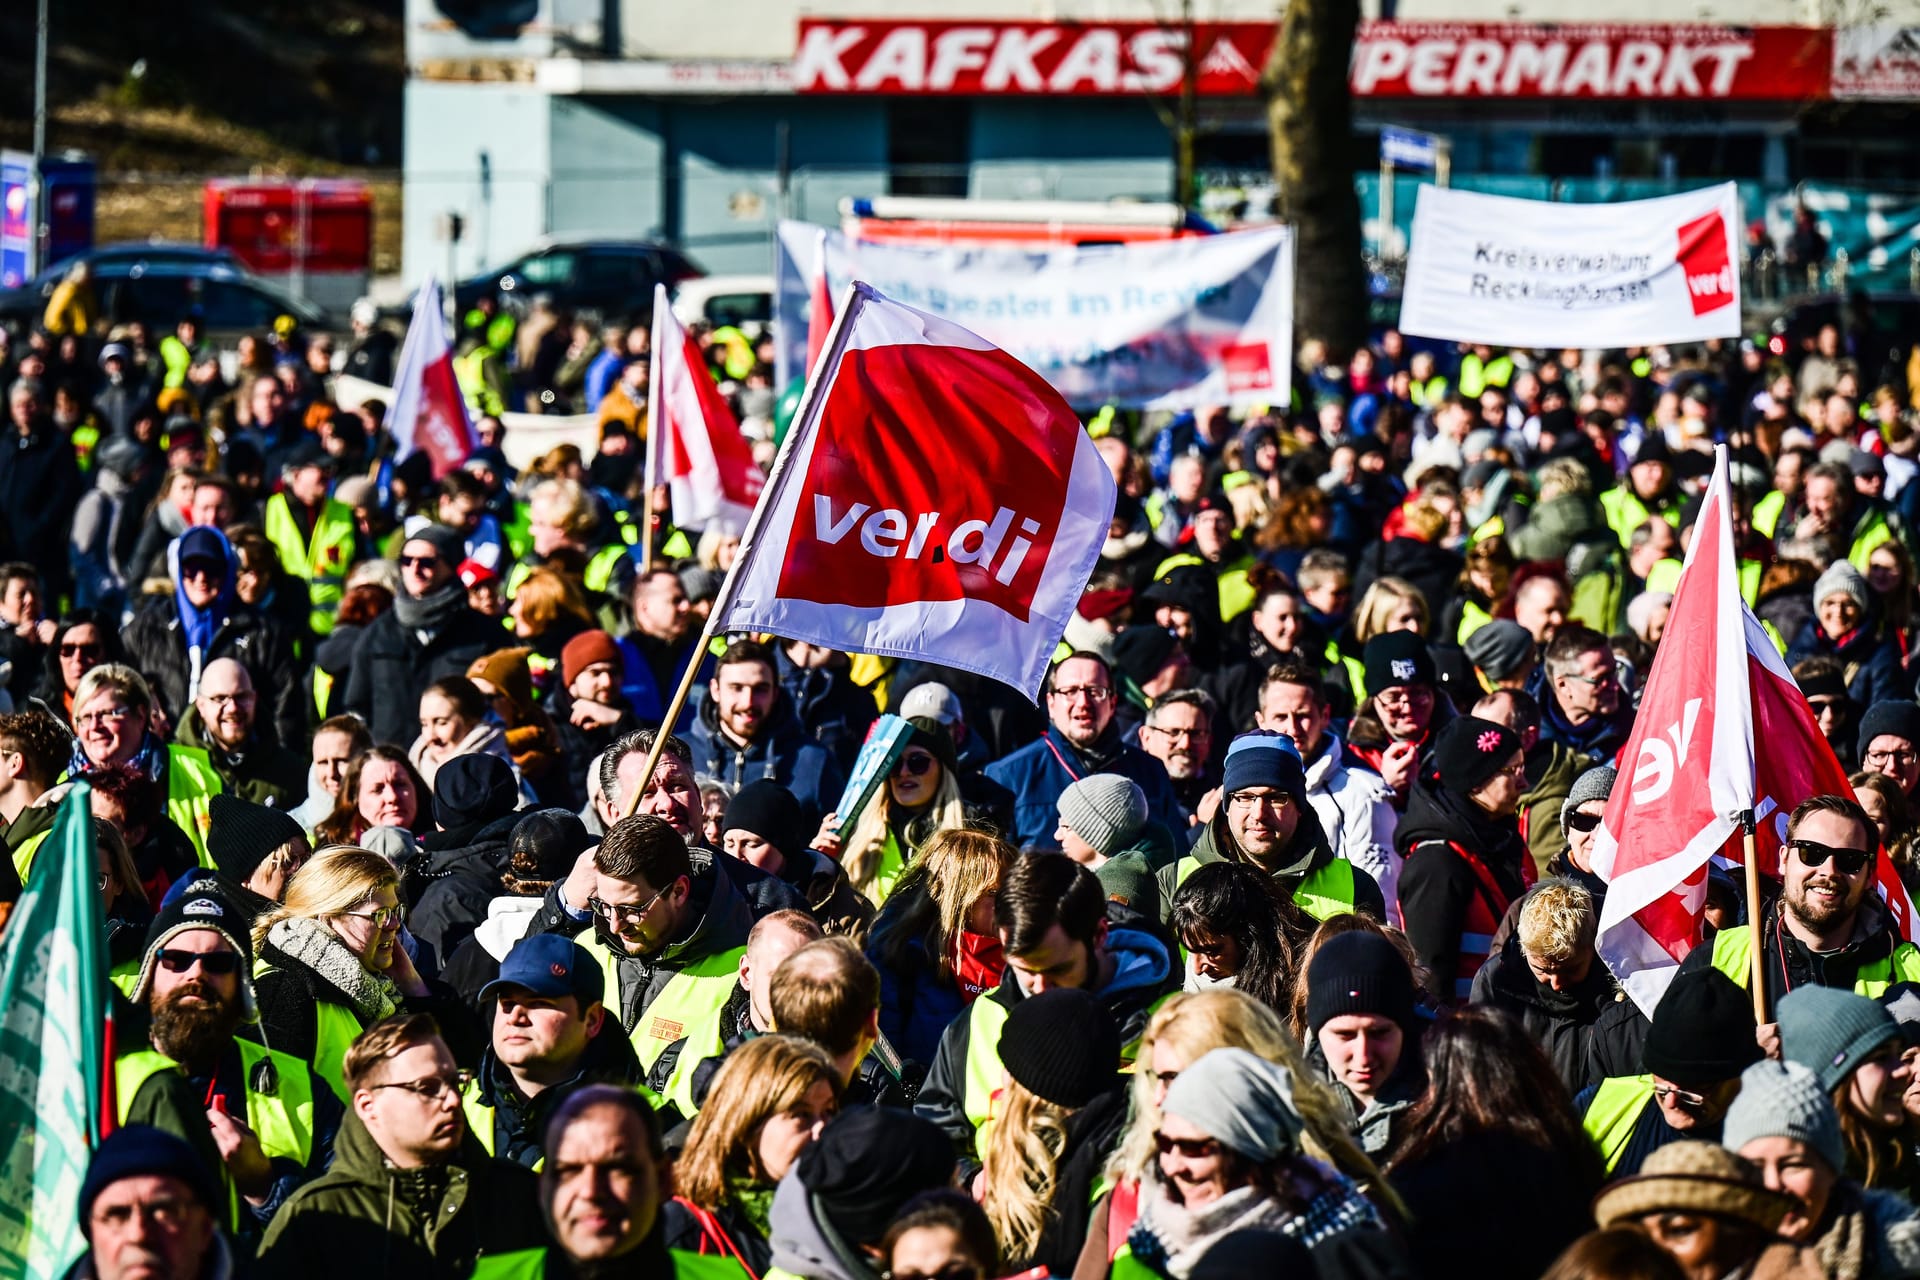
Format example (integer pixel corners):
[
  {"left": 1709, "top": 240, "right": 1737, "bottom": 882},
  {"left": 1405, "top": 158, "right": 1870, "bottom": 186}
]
[{"left": 0, "top": 783, "right": 108, "bottom": 1279}]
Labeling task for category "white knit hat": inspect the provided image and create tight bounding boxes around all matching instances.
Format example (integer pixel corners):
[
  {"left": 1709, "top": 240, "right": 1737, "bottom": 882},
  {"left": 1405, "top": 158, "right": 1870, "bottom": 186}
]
[{"left": 1721, "top": 1059, "right": 1845, "bottom": 1173}]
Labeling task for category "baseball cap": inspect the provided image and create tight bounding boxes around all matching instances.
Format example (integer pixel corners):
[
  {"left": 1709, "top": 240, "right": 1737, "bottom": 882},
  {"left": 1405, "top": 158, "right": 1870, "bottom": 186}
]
[
  {"left": 457, "top": 558, "right": 499, "bottom": 590},
  {"left": 899, "top": 682, "right": 961, "bottom": 726},
  {"left": 479, "top": 933, "right": 604, "bottom": 1008}
]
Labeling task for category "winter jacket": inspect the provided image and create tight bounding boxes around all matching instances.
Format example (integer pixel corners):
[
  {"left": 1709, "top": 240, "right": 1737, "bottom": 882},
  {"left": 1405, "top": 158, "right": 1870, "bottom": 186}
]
[
  {"left": 664, "top": 1195, "right": 776, "bottom": 1277},
  {"left": 549, "top": 686, "right": 637, "bottom": 810},
  {"left": 407, "top": 812, "right": 522, "bottom": 965},
  {"left": 776, "top": 646, "right": 879, "bottom": 777},
  {"left": 682, "top": 691, "right": 846, "bottom": 832},
  {"left": 1469, "top": 930, "right": 1628, "bottom": 1098},
  {"left": 463, "top": 1023, "right": 641, "bottom": 1168},
  {"left": 1676, "top": 893, "right": 1920, "bottom": 1021},
  {"left": 173, "top": 708, "right": 308, "bottom": 810},
  {"left": 984, "top": 723, "right": 1187, "bottom": 852},
  {"left": 1304, "top": 733, "right": 1401, "bottom": 922},
  {"left": 866, "top": 878, "right": 982, "bottom": 1068},
  {"left": 1020, "top": 1086, "right": 1132, "bottom": 1277},
  {"left": 255, "top": 1111, "right": 544, "bottom": 1280},
  {"left": 438, "top": 896, "right": 543, "bottom": 1008},
  {"left": 1396, "top": 777, "right": 1534, "bottom": 1005},
  {"left": 70, "top": 438, "right": 153, "bottom": 616},
  {"left": 766, "top": 844, "right": 873, "bottom": 938},
  {"left": 1804, "top": 1180, "right": 1920, "bottom": 1280},
  {"left": 1509, "top": 492, "right": 1608, "bottom": 563},
  {"left": 1352, "top": 534, "right": 1463, "bottom": 635},
  {"left": 1159, "top": 802, "right": 1387, "bottom": 926},
  {"left": 340, "top": 605, "right": 510, "bottom": 748},
  {"left": 1788, "top": 617, "right": 1907, "bottom": 711},
  {"left": 1533, "top": 681, "right": 1636, "bottom": 767},
  {"left": 915, "top": 920, "right": 1174, "bottom": 1161},
  {"left": 409, "top": 720, "right": 522, "bottom": 798},
  {"left": 1389, "top": 1130, "right": 1600, "bottom": 1280},
  {"left": 1307, "top": 1037, "right": 1426, "bottom": 1162},
  {"left": 0, "top": 420, "right": 84, "bottom": 599},
  {"left": 123, "top": 595, "right": 305, "bottom": 748}
]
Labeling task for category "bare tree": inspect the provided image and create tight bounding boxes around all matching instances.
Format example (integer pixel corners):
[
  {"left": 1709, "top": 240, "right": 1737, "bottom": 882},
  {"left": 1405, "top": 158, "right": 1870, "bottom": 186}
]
[{"left": 1265, "top": 0, "right": 1367, "bottom": 361}]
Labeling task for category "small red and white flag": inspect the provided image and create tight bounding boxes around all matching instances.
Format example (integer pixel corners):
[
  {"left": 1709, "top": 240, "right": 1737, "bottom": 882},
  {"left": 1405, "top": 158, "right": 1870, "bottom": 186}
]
[
  {"left": 805, "top": 227, "right": 833, "bottom": 378},
  {"left": 386, "top": 275, "right": 475, "bottom": 480},
  {"left": 1594, "top": 445, "right": 1919, "bottom": 1012},
  {"left": 646, "top": 283, "right": 763, "bottom": 537},
  {"left": 713, "top": 282, "right": 1116, "bottom": 698}
]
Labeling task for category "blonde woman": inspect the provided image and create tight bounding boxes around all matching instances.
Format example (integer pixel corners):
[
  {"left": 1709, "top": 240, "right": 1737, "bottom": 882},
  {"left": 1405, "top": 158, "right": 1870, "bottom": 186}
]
[
  {"left": 864, "top": 828, "right": 1014, "bottom": 1064},
  {"left": 813, "top": 717, "right": 966, "bottom": 907},
  {"left": 1075, "top": 988, "right": 1398, "bottom": 1280},
  {"left": 251, "top": 846, "right": 461, "bottom": 1102},
  {"left": 982, "top": 987, "right": 1130, "bottom": 1275},
  {"left": 664, "top": 1035, "right": 840, "bottom": 1276}
]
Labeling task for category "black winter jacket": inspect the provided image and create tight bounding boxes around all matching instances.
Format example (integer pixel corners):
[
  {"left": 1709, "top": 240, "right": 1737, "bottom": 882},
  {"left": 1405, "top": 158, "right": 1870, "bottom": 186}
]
[
  {"left": 340, "top": 605, "right": 509, "bottom": 747},
  {"left": 407, "top": 812, "right": 523, "bottom": 965},
  {"left": 122, "top": 595, "right": 305, "bottom": 747}
]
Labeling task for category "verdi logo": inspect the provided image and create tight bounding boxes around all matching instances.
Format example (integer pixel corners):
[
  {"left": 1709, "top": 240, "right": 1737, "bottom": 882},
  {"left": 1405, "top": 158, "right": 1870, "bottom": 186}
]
[{"left": 1676, "top": 211, "right": 1734, "bottom": 316}]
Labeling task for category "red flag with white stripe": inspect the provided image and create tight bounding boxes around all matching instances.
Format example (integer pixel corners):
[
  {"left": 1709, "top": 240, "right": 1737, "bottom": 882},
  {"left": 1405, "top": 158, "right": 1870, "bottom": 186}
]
[
  {"left": 386, "top": 275, "right": 475, "bottom": 480},
  {"left": 712, "top": 281, "right": 1115, "bottom": 698},
  {"left": 646, "top": 283, "right": 763, "bottom": 537}
]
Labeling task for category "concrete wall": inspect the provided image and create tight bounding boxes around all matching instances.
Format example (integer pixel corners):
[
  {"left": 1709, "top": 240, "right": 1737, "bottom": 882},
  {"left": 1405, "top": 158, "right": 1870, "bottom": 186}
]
[{"left": 403, "top": 81, "right": 555, "bottom": 284}]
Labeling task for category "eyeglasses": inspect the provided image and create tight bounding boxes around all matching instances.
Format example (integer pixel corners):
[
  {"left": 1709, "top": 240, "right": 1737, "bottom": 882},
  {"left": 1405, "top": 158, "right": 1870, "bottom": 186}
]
[
  {"left": 589, "top": 885, "right": 672, "bottom": 931},
  {"left": 1153, "top": 1132, "right": 1221, "bottom": 1160},
  {"left": 335, "top": 904, "right": 407, "bottom": 930},
  {"left": 1146, "top": 724, "right": 1206, "bottom": 743},
  {"left": 1373, "top": 687, "right": 1431, "bottom": 709},
  {"left": 369, "top": 1069, "right": 474, "bottom": 1103},
  {"left": 1228, "top": 791, "right": 1292, "bottom": 812},
  {"left": 1562, "top": 668, "right": 1619, "bottom": 687},
  {"left": 398, "top": 555, "right": 442, "bottom": 571},
  {"left": 885, "top": 1267, "right": 981, "bottom": 1280},
  {"left": 1790, "top": 839, "right": 1873, "bottom": 875},
  {"left": 1865, "top": 748, "right": 1917, "bottom": 768},
  {"left": 1650, "top": 1083, "right": 1710, "bottom": 1111},
  {"left": 1565, "top": 811, "right": 1604, "bottom": 834},
  {"left": 155, "top": 949, "right": 242, "bottom": 976},
  {"left": 75, "top": 705, "right": 137, "bottom": 732},
  {"left": 59, "top": 643, "right": 101, "bottom": 659},
  {"left": 1050, "top": 685, "right": 1112, "bottom": 703},
  {"left": 201, "top": 692, "right": 254, "bottom": 708},
  {"left": 893, "top": 751, "right": 936, "bottom": 777}
]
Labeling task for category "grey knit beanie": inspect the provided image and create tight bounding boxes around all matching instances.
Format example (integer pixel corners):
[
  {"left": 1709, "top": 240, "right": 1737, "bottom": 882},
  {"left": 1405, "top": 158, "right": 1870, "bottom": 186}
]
[
  {"left": 1560, "top": 765, "right": 1618, "bottom": 836},
  {"left": 1722, "top": 1059, "right": 1845, "bottom": 1173},
  {"left": 1778, "top": 984, "right": 1903, "bottom": 1091},
  {"left": 1057, "top": 773, "right": 1148, "bottom": 858},
  {"left": 1814, "top": 560, "right": 1869, "bottom": 614}
]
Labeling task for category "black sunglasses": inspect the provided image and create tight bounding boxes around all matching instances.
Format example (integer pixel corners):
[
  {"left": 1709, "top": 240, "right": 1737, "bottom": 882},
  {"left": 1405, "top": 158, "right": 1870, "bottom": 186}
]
[
  {"left": 398, "top": 555, "right": 442, "bottom": 571},
  {"left": 156, "top": 949, "right": 242, "bottom": 975},
  {"left": 1566, "top": 811, "right": 1604, "bottom": 834},
  {"left": 1791, "top": 839, "right": 1873, "bottom": 875},
  {"left": 893, "top": 751, "right": 936, "bottom": 777}
]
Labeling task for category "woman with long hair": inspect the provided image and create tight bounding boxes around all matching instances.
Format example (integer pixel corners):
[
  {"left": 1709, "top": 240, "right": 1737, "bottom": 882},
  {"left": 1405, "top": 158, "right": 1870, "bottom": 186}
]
[
  {"left": 313, "top": 744, "right": 427, "bottom": 846},
  {"left": 1167, "top": 860, "right": 1301, "bottom": 1010},
  {"left": 665, "top": 1034, "right": 840, "bottom": 1276},
  {"left": 1387, "top": 1006, "right": 1605, "bottom": 1280},
  {"left": 981, "top": 988, "right": 1130, "bottom": 1275},
  {"left": 35, "top": 609, "right": 127, "bottom": 729},
  {"left": 1079, "top": 989, "right": 1394, "bottom": 1280},
  {"left": 1854, "top": 769, "right": 1920, "bottom": 898},
  {"left": 863, "top": 827, "right": 1012, "bottom": 1065},
  {"left": 1253, "top": 486, "right": 1332, "bottom": 582},
  {"left": 1779, "top": 985, "right": 1920, "bottom": 1199},
  {"left": 252, "top": 846, "right": 465, "bottom": 1101},
  {"left": 408, "top": 674, "right": 518, "bottom": 793},
  {"left": 813, "top": 717, "right": 967, "bottom": 907},
  {"left": 507, "top": 567, "right": 596, "bottom": 693},
  {"left": 1867, "top": 538, "right": 1918, "bottom": 668}
]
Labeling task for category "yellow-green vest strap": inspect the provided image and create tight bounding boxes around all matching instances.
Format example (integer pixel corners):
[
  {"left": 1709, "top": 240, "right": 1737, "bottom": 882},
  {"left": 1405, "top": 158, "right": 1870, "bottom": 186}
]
[
  {"left": 1752, "top": 490, "right": 1787, "bottom": 540},
  {"left": 470, "top": 1248, "right": 546, "bottom": 1280},
  {"left": 10, "top": 828, "right": 49, "bottom": 882},
  {"left": 1293, "top": 859, "right": 1357, "bottom": 922},
  {"left": 1456, "top": 598, "right": 1494, "bottom": 646},
  {"left": 110, "top": 956, "right": 141, "bottom": 998},
  {"left": 1583, "top": 1074, "right": 1655, "bottom": 1173},
  {"left": 863, "top": 829, "right": 907, "bottom": 909},
  {"left": 960, "top": 994, "right": 1014, "bottom": 1153},
  {"left": 257, "top": 960, "right": 366, "bottom": 1106},
  {"left": 462, "top": 1078, "right": 497, "bottom": 1156},
  {"left": 584, "top": 544, "right": 629, "bottom": 595}
]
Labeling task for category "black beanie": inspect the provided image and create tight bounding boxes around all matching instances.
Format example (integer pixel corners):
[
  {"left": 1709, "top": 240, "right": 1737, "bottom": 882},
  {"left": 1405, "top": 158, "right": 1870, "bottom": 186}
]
[
  {"left": 432, "top": 753, "right": 520, "bottom": 831},
  {"left": 1859, "top": 700, "right": 1920, "bottom": 762},
  {"left": 508, "top": 808, "right": 592, "bottom": 886},
  {"left": 129, "top": 878, "right": 257, "bottom": 1019},
  {"left": 1306, "top": 930, "right": 1417, "bottom": 1037},
  {"left": 999, "top": 987, "right": 1121, "bottom": 1109},
  {"left": 1641, "top": 967, "right": 1763, "bottom": 1084},
  {"left": 206, "top": 794, "right": 305, "bottom": 885},
  {"left": 79, "top": 1126, "right": 222, "bottom": 1239},
  {"left": 1111, "top": 624, "right": 1182, "bottom": 686},
  {"left": 1795, "top": 667, "right": 1848, "bottom": 704},
  {"left": 721, "top": 780, "right": 807, "bottom": 864},
  {"left": 905, "top": 715, "right": 959, "bottom": 778},
  {"left": 796, "top": 1106, "right": 954, "bottom": 1247},
  {"left": 1434, "top": 715, "right": 1524, "bottom": 796},
  {"left": 1363, "top": 631, "right": 1436, "bottom": 695}
]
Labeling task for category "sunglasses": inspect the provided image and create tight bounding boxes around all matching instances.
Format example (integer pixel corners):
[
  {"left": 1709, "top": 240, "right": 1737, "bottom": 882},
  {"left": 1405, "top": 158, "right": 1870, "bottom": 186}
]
[
  {"left": 1791, "top": 839, "right": 1873, "bottom": 875},
  {"left": 1153, "top": 1132, "right": 1221, "bottom": 1160},
  {"left": 156, "top": 949, "right": 242, "bottom": 976},
  {"left": 59, "top": 643, "right": 101, "bottom": 659},
  {"left": 1566, "top": 811, "right": 1604, "bottom": 834},
  {"left": 398, "top": 555, "right": 442, "bottom": 571},
  {"left": 893, "top": 751, "right": 936, "bottom": 777}
]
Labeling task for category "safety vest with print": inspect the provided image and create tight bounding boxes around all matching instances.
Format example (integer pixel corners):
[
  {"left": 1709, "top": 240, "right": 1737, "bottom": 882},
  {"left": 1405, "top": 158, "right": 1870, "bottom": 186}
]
[
  {"left": 262, "top": 492, "right": 357, "bottom": 636},
  {"left": 1582, "top": 1074, "right": 1656, "bottom": 1173},
  {"left": 1708, "top": 925, "right": 1920, "bottom": 1003},
  {"left": 1172, "top": 853, "right": 1358, "bottom": 923},
  {"left": 1402, "top": 838, "right": 1532, "bottom": 1002},
  {"left": 472, "top": 1246, "right": 748, "bottom": 1279},
  {"left": 251, "top": 958, "right": 367, "bottom": 1104},
  {"left": 579, "top": 934, "right": 743, "bottom": 1119}
]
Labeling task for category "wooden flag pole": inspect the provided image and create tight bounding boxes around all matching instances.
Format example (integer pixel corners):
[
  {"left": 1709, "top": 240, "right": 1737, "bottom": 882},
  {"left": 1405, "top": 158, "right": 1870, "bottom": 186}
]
[{"left": 1742, "top": 809, "right": 1765, "bottom": 1022}]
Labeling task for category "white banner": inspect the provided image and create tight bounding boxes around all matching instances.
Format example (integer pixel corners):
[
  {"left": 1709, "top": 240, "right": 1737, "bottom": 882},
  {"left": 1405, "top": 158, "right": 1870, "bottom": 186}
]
[
  {"left": 773, "top": 222, "right": 1293, "bottom": 411},
  {"left": 1398, "top": 183, "right": 1742, "bottom": 348},
  {"left": 334, "top": 374, "right": 598, "bottom": 475}
]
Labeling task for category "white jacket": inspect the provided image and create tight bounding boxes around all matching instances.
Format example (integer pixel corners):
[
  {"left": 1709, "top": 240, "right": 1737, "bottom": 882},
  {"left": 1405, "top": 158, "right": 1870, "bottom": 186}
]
[{"left": 1305, "top": 732, "right": 1402, "bottom": 924}]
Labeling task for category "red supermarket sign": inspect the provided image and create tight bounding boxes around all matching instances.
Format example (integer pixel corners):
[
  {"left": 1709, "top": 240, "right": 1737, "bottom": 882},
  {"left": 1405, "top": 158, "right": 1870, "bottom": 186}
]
[{"left": 792, "top": 20, "right": 1834, "bottom": 99}]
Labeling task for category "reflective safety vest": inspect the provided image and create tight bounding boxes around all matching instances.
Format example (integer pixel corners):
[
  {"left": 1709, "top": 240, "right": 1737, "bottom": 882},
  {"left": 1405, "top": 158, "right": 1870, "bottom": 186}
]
[
  {"left": 1173, "top": 853, "right": 1359, "bottom": 924},
  {"left": 960, "top": 994, "right": 1014, "bottom": 1152},
  {"left": 460, "top": 1076, "right": 664, "bottom": 1168},
  {"left": 580, "top": 935, "right": 743, "bottom": 1119},
  {"left": 1457, "top": 353, "right": 1513, "bottom": 399},
  {"left": 1753, "top": 490, "right": 1788, "bottom": 541},
  {"left": 10, "top": 829, "right": 50, "bottom": 883},
  {"left": 1582, "top": 1074, "right": 1655, "bottom": 1173},
  {"left": 861, "top": 829, "right": 908, "bottom": 909},
  {"left": 165, "top": 745, "right": 224, "bottom": 868},
  {"left": 117, "top": 1041, "right": 317, "bottom": 1227},
  {"left": 252, "top": 958, "right": 367, "bottom": 1104},
  {"left": 110, "top": 955, "right": 141, "bottom": 997},
  {"left": 472, "top": 1247, "right": 748, "bottom": 1279},
  {"left": 1849, "top": 510, "right": 1896, "bottom": 573},
  {"left": 1709, "top": 925, "right": 1920, "bottom": 1004},
  {"left": 263, "top": 492, "right": 357, "bottom": 636},
  {"left": 586, "top": 544, "right": 629, "bottom": 595},
  {"left": 1150, "top": 551, "right": 1255, "bottom": 622},
  {"left": 1456, "top": 598, "right": 1494, "bottom": 646},
  {"left": 1599, "top": 486, "right": 1685, "bottom": 549}
]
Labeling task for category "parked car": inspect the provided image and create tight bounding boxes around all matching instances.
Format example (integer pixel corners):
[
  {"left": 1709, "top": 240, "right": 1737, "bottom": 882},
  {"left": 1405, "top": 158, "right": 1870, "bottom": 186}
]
[
  {"left": 672, "top": 274, "right": 772, "bottom": 333},
  {"left": 452, "top": 237, "right": 703, "bottom": 322},
  {"left": 0, "top": 258, "right": 327, "bottom": 343}
]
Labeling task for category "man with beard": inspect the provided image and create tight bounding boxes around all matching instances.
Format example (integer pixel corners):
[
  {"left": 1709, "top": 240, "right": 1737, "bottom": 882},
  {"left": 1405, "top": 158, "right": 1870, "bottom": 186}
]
[
  {"left": 118, "top": 880, "right": 340, "bottom": 1236},
  {"left": 1136, "top": 688, "right": 1218, "bottom": 821},
  {"left": 1680, "top": 794, "right": 1920, "bottom": 1039}
]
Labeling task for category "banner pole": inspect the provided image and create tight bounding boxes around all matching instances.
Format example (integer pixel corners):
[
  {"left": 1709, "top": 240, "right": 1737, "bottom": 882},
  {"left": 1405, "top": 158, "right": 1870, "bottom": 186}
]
[
  {"left": 1741, "top": 809, "right": 1765, "bottom": 1023},
  {"left": 642, "top": 286, "right": 665, "bottom": 573}
]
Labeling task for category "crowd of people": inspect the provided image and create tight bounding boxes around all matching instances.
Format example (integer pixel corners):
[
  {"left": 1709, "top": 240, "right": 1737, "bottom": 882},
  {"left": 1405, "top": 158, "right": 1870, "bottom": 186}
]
[{"left": 16, "top": 290, "right": 1920, "bottom": 1280}]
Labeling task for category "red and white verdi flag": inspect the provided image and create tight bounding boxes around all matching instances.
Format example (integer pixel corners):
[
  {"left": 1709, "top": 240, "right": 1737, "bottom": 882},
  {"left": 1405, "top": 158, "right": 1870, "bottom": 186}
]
[
  {"left": 714, "top": 282, "right": 1116, "bottom": 698},
  {"left": 386, "top": 275, "right": 475, "bottom": 480},
  {"left": 647, "top": 284, "right": 763, "bottom": 537},
  {"left": 805, "top": 227, "right": 833, "bottom": 378}
]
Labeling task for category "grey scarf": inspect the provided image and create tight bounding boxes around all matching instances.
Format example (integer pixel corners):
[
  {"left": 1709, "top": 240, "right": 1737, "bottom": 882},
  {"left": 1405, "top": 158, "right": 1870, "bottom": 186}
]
[
  {"left": 267, "top": 915, "right": 401, "bottom": 1023},
  {"left": 392, "top": 580, "right": 466, "bottom": 633}
]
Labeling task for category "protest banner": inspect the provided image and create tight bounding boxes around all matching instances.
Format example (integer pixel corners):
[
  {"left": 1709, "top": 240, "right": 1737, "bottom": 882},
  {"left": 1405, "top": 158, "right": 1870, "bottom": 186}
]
[
  {"left": 772, "top": 221, "right": 1293, "bottom": 411},
  {"left": 1398, "top": 182, "right": 1742, "bottom": 348}
]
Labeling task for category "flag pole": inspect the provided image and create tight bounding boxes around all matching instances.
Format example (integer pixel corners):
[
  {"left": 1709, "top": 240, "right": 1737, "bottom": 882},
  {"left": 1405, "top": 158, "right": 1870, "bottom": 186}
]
[
  {"left": 1740, "top": 808, "right": 1765, "bottom": 1022},
  {"left": 619, "top": 280, "right": 866, "bottom": 821}
]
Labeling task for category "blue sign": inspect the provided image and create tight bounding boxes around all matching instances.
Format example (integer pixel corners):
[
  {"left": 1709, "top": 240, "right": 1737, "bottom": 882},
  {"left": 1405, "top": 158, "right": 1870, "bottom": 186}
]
[
  {"left": 1381, "top": 127, "right": 1442, "bottom": 173},
  {"left": 0, "top": 152, "right": 31, "bottom": 290},
  {"left": 40, "top": 157, "right": 95, "bottom": 270}
]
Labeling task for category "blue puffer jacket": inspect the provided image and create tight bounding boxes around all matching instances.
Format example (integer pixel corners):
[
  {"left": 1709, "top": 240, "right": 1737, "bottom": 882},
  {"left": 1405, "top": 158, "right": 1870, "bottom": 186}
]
[
  {"left": 983, "top": 724, "right": 1188, "bottom": 851},
  {"left": 1786, "top": 617, "right": 1906, "bottom": 711},
  {"left": 682, "top": 689, "right": 847, "bottom": 830},
  {"left": 869, "top": 929, "right": 967, "bottom": 1068},
  {"left": 775, "top": 646, "right": 879, "bottom": 777}
]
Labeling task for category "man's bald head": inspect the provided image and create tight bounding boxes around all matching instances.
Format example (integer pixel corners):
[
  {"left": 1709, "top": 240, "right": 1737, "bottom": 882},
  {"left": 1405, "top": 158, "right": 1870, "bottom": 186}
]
[
  {"left": 195, "top": 658, "right": 257, "bottom": 750},
  {"left": 740, "top": 909, "right": 822, "bottom": 1033}
]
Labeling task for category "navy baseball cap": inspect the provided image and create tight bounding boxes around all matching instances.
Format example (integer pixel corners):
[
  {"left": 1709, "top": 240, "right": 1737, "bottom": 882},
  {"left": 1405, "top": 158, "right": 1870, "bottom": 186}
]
[{"left": 479, "top": 933, "right": 604, "bottom": 1008}]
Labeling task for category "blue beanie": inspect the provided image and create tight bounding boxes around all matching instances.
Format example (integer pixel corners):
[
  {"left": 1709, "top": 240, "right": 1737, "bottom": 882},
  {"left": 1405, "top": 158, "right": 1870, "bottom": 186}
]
[
  {"left": 1222, "top": 731, "right": 1307, "bottom": 804},
  {"left": 79, "top": 1126, "right": 222, "bottom": 1238},
  {"left": 1779, "top": 985, "right": 1904, "bottom": 1092}
]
